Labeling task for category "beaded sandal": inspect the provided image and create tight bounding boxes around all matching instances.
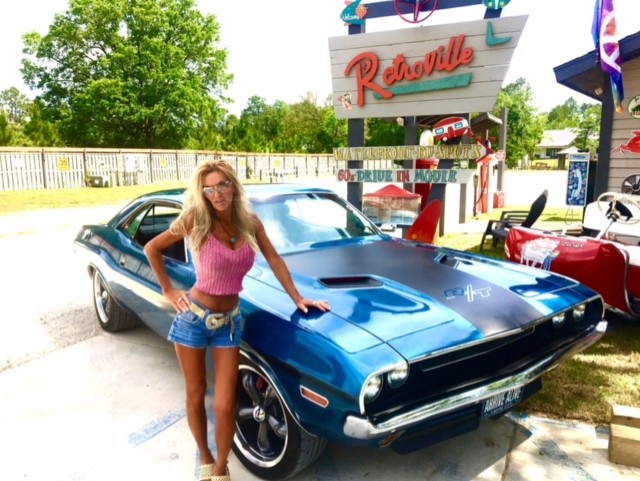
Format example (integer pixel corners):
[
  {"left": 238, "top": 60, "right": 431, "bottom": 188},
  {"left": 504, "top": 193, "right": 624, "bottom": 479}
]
[
  {"left": 211, "top": 465, "right": 231, "bottom": 481},
  {"left": 199, "top": 463, "right": 216, "bottom": 480}
]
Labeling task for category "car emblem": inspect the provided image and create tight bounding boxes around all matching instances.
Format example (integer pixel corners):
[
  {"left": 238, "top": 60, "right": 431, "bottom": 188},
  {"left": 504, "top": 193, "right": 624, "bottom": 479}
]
[{"left": 445, "top": 284, "right": 491, "bottom": 302}]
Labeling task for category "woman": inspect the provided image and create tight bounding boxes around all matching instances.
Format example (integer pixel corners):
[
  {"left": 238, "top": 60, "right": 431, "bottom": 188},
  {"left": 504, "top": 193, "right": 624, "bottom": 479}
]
[{"left": 144, "top": 160, "right": 330, "bottom": 480}]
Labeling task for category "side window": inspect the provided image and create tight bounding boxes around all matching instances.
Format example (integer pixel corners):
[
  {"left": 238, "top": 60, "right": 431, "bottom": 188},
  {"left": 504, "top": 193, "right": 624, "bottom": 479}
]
[
  {"left": 123, "top": 207, "right": 150, "bottom": 240},
  {"left": 121, "top": 203, "right": 186, "bottom": 263}
]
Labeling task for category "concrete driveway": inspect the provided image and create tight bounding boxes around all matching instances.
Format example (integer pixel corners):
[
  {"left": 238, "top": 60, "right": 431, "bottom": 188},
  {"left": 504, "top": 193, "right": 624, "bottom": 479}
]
[
  {"left": 1, "top": 192, "right": 638, "bottom": 481},
  {"left": 1, "top": 323, "right": 636, "bottom": 481}
]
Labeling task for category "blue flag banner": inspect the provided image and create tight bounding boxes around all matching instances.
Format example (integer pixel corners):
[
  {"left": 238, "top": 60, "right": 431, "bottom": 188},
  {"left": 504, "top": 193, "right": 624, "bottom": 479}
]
[{"left": 592, "top": 0, "right": 624, "bottom": 112}]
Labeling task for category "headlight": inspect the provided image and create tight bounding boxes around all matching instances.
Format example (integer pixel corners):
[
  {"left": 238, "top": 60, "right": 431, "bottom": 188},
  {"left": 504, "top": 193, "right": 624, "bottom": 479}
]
[
  {"left": 363, "top": 375, "right": 382, "bottom": 403},
  {"left": 552, "top": 313, "right": 565, "bottom": 328},
  {"left": 572, "top": 304, "right": 586, "bottom": 322},
  {"left": 386, "top": 365, "right": 409, "bottom": 388}
]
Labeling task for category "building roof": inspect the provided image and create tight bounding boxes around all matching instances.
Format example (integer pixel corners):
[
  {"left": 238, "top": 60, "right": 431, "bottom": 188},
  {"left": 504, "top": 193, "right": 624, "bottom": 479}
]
[
  {"left": 554, "top": 31, "right": 640, "bottom": 102},
  {"left": 558, "top": 147, "right": 579, "bottom": 155},
  {"left": 537, "top": 129, "right": 577, "bottom": 148}
]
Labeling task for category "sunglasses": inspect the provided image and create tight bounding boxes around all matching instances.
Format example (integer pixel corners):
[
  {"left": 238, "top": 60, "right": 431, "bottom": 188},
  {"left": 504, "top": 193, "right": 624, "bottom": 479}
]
[{"left": 202, "top": 181, "right": 233, "bottom": 196}]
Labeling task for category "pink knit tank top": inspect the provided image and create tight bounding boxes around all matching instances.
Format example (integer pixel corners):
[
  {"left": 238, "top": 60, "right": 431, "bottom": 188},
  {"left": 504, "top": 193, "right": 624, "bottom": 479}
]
[{"left": 193, "top": 235, "right": 255, "bottom": 295}]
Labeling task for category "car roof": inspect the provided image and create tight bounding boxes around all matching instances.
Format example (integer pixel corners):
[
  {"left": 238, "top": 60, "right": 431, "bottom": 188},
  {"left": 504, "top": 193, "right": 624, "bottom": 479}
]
[
  {"left": 139, "top": 183, "right": 338, "bottom": 205},
  {"left": 245, "top": 183, "right": 338, "bottom": 199}
]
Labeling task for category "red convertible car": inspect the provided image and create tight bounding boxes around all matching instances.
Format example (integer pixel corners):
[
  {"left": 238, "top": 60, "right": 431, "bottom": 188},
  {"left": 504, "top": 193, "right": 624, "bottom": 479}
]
[{"left": 505, "top": 192, "right": 640, "bottom": 320}]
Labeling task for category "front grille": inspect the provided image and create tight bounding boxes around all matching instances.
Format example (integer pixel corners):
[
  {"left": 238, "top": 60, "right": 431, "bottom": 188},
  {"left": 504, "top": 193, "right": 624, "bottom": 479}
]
[{"left": 365, "top": 302, "right": 602, "bottom": 422}]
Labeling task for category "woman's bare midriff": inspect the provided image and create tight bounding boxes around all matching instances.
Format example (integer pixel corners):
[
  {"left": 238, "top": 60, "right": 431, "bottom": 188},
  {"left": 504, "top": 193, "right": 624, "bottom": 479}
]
[{"left": 189, "top": 288, "right": 239, "bottom": 313}]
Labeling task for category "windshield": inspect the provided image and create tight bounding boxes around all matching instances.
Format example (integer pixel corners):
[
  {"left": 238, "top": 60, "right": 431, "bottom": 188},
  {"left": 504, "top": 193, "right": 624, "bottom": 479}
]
[{"left": 252, "top": 193, "right": 381, "bottom": 252}]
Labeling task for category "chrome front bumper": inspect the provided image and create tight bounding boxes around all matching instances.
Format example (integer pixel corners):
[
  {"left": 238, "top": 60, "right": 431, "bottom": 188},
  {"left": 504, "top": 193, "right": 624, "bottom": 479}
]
[{"left": 343, "top": 321, "right": 607, "bottom": 440}]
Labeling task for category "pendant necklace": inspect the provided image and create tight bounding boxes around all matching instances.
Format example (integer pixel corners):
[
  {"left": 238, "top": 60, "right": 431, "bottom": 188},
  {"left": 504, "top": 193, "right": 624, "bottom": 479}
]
[{"left": 219, "top": 221, "right": 237, "bottom": 245}]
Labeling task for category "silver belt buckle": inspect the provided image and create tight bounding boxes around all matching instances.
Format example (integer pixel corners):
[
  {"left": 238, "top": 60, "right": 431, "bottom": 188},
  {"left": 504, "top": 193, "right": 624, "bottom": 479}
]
[{"left": 205, "top": 313, "right": 227, "bottom": 330}]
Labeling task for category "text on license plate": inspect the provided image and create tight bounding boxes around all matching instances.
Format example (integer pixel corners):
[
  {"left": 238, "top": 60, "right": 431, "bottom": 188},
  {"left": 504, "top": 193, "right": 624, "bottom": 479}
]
[{"left": 481, "top": 387, "right": 523, "bottom": 419}]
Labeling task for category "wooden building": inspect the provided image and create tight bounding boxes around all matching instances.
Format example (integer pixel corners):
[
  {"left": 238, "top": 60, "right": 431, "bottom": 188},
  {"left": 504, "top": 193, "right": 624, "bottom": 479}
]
[{"left": 554, "top": 31, "right": 640, "bottom": 199}]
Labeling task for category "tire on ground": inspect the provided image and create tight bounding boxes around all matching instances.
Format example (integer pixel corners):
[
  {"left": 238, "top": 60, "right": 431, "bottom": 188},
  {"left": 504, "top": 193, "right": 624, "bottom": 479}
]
[
  {"left": 233, "top": 356, "right": 327, "bottom": 480},
  {"left": 92, "top": 269, "right": 139, "bottom": 332}
]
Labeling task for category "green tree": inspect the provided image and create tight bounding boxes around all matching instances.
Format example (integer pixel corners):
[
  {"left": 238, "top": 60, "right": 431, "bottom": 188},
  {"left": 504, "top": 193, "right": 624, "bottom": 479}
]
[
  {"left": 542, "top": 97, "right": 601, "bottom": 154},
  {"left": 318, "top": 98, "right": 348, "bottom": 151},
  {"left": 0, "top": 111, "right": 33, "bottom": 146},
  {"left": 575, "top": 103, "right": 601, "bottom": 152},
  {"left": 218, "top": 113, "right": 242, "bottom": 152},
  {"left": 365, "top": 117, "right": 405, "bottom": 146},
  {"left": 21, "top": 0, "right": 231, "bottom": 148},
  {"left": 280, "top": 92, "right": 329, "bottom": 153},
  {"left": 0, "top": 87, "right": 30, "bottom": 124},
  {"left": 0, "top": 111, "right": 12, "bottom": 145},
  {"left": 546, "top": 97, "right": 581, "bottom": 129},
  {"left": 491, "top": 78, "right": 544, "bottom": 168},
  {"left": 233, "top": 96, "right": 290, "bottom": 152},
  {"left": 23, "top": 101, "right": 62, "bottom": 146}
]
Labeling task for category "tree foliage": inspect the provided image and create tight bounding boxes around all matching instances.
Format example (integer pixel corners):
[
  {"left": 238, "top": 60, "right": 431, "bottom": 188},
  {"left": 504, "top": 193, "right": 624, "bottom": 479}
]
[
  {"left": 24, "top": 101, "right": 62, "bottom": 147},
  {"left": 280, "top": 93, "right": 331, "bottom": 153},
  {"left": 0, "top": 112, "right": 12, "bottom": 146},
  {"left": 214, "top": 93, "right": 348, "bottom": 154},
  {"left": 546, "top": 97, "right": 581, "bottom": 129},
  {"left": 0, "top": 87, "right": 30, "bottom": 124},
  {"left": 545, "top": 97, "right": 601, "bottom": 153},
  {"left": 7, "top": 1, "right": 603, "bottom": 160},
  {"left": 21, "top": 0, "right": 231, "bottom": 148},
  {"left": 491, "top": 78, "right": 545, "bottom": 168},
  {"left": 365, "top": 118, "right": 405, "bottom": 146},
  {"left": 574, "top": 103, "right": 601, "bottom": 152}
]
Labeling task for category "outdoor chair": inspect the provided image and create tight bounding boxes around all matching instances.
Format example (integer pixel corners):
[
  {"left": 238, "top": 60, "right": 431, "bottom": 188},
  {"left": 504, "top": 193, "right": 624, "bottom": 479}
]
[{"left": 479, "top": 189, "right": 548, "bottom": 251}]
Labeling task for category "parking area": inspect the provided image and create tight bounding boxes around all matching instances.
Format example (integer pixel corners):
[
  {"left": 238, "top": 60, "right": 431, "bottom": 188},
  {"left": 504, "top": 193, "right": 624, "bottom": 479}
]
[
  {"left": 2, "top": 322, "right": 637, "bottom": 481},
  {"left": 1, "top": 191, "right": 639, "bottom": 481}
]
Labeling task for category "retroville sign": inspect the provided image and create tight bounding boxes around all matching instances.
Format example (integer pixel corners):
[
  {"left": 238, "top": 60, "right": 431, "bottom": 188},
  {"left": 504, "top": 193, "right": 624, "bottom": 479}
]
[{"left": 328, "top": 15, "right": 528, "bottom": 119}]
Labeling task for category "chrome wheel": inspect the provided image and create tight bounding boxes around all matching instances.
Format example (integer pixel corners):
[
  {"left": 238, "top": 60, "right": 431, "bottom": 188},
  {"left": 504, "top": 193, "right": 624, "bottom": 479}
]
[
  {"left": 233, "top": 358, "right": 326, "bottom": 480},
  {"left": 93, "top": 270, "right": 110, "bottom": 326},
  {"left": 91, "top": 269, "right": 138, "bottom": 332}
]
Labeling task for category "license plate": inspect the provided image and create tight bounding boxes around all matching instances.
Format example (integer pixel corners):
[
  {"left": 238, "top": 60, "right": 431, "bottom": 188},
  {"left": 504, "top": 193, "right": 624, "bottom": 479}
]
[{"left": 481, "top": 386, "right": 523, "bottom": 419}]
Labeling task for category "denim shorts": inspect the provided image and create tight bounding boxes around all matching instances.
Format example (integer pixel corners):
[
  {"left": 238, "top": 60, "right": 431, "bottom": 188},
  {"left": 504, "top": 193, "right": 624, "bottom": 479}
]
[{"left": 167, "top": 300, "right": 242, "bottom": 349}]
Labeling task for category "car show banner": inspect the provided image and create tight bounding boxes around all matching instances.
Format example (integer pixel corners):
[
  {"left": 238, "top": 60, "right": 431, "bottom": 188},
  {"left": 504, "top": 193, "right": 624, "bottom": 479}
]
[
  {"left": 336, "top": 167, "right": 476, "bottom": 184},
  {"left": 328, "top": 15, "right": 528, "bottom": 119},
  {"left": 334, "top": 144, "right": 486, "bottom": 161},
  {"left": 333, "top": 144, "right": 487, "bottom": 184}
]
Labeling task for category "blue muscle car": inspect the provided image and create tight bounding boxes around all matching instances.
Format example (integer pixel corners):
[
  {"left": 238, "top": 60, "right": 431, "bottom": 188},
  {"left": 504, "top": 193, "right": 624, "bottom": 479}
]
[{"left": 74, "top": 184, "right": 607, "bottom": 480}]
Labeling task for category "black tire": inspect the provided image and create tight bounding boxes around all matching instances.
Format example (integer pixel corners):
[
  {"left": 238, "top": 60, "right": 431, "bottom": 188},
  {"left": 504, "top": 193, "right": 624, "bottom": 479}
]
[
  {"left": 92, "top": 269, "right": 138, "bottom": 332},
  {"left": 232, "top": 358, "right": 327, "bottom": 480}
]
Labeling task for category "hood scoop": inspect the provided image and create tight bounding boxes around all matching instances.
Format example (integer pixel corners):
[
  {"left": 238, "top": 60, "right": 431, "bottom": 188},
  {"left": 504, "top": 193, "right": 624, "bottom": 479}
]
[
  {"left": 319, "top": 276, "right": 383, "bottom": 289},
  {"left": 436, "top": 252, "right": 473, "bottom": 267}
]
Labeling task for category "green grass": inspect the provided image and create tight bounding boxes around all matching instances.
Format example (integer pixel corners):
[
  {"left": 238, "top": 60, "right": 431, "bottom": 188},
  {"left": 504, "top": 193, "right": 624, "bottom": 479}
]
[
  {"left": 437, "top": 206, "right": 581, "bottom": 256},
  {"left": 2, "top": 188, "right": 638, "bottom": 426},
  {"left": 516, "top": 317, "right": 640, "bottom": 425},
  {"left": 0, "top": 181, "right": 186, "bottom": 215},
  {"left": 436, "top": 208, "right": 640, "bottom": 427}
]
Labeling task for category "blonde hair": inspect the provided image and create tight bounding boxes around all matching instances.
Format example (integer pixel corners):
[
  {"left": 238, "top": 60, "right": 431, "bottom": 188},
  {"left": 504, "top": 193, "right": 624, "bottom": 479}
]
[{"left": 170, "top": 160, "right": 259, "bottom": 253}]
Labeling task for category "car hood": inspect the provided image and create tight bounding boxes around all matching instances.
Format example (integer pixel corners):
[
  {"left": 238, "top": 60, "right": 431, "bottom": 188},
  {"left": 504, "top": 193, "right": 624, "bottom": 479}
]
[{"left": 252, "top": 238, "right": 595, "bottom": 361}]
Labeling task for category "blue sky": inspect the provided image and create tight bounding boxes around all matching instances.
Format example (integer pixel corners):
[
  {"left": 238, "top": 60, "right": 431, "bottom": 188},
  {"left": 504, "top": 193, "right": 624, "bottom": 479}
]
[{"left": 1, "top": 0, "right": 637, "bottom": 115}]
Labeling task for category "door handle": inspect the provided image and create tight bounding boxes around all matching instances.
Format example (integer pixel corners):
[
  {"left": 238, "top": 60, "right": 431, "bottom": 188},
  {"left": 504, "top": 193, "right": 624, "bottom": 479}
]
[{"left": 119, "top": 257, "right": 126, "bottom": 267}]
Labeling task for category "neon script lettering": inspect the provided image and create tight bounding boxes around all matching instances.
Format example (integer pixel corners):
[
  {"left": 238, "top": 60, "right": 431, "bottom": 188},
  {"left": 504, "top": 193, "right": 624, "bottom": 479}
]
[{"left": 344, "top": 35, "right": 473, "bottom": 107}]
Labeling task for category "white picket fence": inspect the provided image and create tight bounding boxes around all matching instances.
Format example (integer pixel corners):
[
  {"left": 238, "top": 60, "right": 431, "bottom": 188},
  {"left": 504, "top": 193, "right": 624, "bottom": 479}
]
[{"left": 0, "top": 148, "right": 336, "bottom": 191}]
